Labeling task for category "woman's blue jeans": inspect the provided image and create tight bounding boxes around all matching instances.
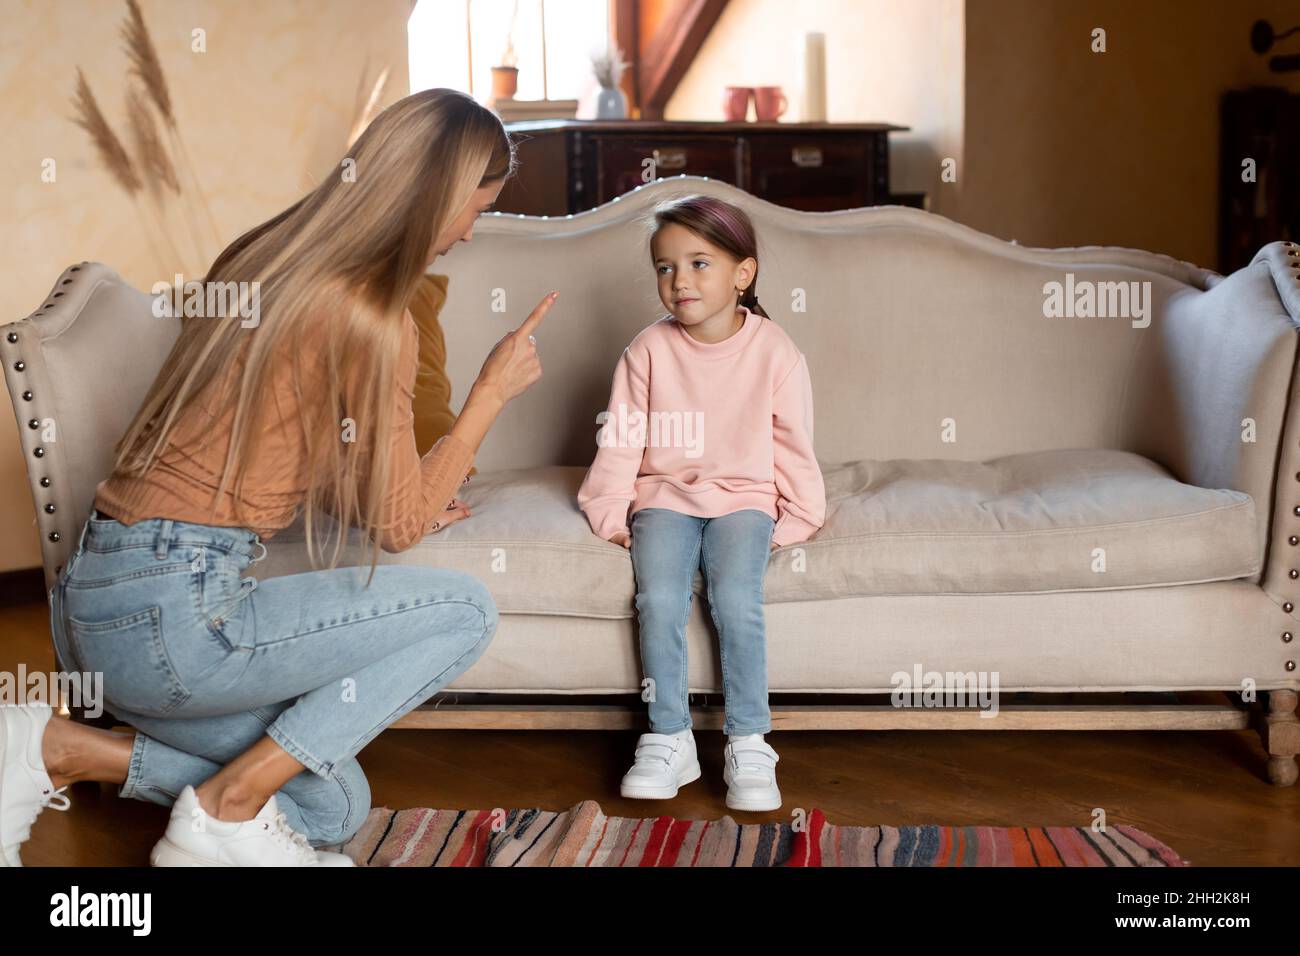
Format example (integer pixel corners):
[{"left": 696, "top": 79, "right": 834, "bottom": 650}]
[
  {"left": 48, "top": 507, "right": 498, "bottom": 847},
  {"left": 629, "top": 507, "right": 775, "bottom": 737}
]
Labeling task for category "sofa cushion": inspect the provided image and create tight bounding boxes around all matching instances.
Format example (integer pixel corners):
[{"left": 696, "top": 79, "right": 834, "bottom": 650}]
[
  {"left": 253, "top": 448, "right": 1259, "bottom": 619},
  {"left": 255, "top": 465, "right": 635, "bottom": 619},
  {"left": 777, "top": 448, "right": 1259, "bottom": 602}
]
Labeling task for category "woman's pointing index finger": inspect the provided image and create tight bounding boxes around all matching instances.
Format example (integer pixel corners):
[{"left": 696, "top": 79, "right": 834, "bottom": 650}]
[{"left": 518, "top": 290, "right": 559, "bottom": 337}]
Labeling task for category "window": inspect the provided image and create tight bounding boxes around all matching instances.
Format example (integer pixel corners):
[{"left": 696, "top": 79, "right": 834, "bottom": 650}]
[{"left": 409, "top": 0, "right": 611, "bottom": 102}]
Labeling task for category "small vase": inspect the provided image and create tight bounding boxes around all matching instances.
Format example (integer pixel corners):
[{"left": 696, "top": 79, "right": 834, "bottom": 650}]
[
  {"left": 595, "top": 84, "right": 627, "bottom": 119},
  {"left": 491, "top": 66, "right": 518, "bottom": 100}
]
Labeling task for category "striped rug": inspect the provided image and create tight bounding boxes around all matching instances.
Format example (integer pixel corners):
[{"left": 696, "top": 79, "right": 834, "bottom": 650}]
[{"left": 331, "top": 800, "right": 1188, "bottom": 866}]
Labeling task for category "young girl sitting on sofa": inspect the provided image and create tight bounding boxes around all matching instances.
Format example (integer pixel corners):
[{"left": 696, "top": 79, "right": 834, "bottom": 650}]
[{"left": 578, "top": 194, "right": 826, "bottom": 811}]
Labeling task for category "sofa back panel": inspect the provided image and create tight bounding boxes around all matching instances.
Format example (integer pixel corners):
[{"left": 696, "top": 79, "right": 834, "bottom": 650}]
[
  {"left": 1, "top": 263, "right": 180, "bottom": 590},
  {"left": 436, "top": 177, "right": 1217, "bottom": 472}
]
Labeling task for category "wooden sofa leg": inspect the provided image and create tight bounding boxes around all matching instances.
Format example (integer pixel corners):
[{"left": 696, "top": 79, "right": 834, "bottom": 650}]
[{"left": 1263, "top": 690, "right": 1299, "bottom": 786}]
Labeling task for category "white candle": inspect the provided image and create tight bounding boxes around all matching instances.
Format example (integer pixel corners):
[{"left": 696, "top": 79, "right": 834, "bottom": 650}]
[{"left": 800, "top": 32, "right": 827, "bottom": 122}]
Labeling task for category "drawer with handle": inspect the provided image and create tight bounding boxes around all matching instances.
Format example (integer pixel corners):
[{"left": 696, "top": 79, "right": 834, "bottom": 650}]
[
  {"left": 591, "top": 138, "right": 741, "bottom": 204},
  {"left": 747, "top": 134, "right": 877, "bottom": 210}
]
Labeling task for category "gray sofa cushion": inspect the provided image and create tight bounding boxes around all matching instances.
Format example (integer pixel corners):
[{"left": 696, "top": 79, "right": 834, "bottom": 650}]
[
  {"left": 252, "top": 448, "right": 1257, "bottom": 618},
  {"left": 781, "top": 447, "right": 1257, "bottom": 600}
]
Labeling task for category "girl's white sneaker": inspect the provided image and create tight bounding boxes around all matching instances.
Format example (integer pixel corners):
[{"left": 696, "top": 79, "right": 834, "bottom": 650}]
[
  {"left": 150, "top": 785, "right": 356, "bottom": 866},
  {"left": 619, "top": 731, "right": 701, "bottom": 799},
  {"left": 0, "top": 702, "right": 71, "bottom": 867},
  {"left": 723, "top": 735, "right": 782, "bottom": 812}
]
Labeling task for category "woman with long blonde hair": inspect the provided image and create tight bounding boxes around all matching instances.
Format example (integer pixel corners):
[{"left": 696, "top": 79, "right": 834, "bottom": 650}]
[{"left": 0, "top": 89, "right": 557, "bottom": 866}]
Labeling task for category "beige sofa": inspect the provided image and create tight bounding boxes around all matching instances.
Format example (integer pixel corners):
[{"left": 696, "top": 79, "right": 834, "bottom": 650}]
[{"left": 5, "top": 176, "right": 1298, "bottom": 785}]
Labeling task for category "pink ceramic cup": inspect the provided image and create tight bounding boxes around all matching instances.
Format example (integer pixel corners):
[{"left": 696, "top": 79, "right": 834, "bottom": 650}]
[
  {"left": 723, "top": 86, "right": 752, "bottom": 121},
  {"left": 753, "top": 86, "right": 788, "bottom": 121}
]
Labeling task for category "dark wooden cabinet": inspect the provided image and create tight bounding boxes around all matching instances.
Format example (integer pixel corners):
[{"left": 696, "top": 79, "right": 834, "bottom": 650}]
[
  {"left": 747, "top": 132, "right": 883, "bottom": 211},
  {"left": 595, "top": 134, "right": 741, "bottom": 197},
  {"left": 498, "top": 119, "right": 910, "bottom": 215},
  {"left": 1219, "top": 87, "right": 1299, "bottom": 273}
]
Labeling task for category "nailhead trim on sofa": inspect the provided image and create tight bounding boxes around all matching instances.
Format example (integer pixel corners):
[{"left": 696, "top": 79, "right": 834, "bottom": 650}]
[{"left": 1, "top": 262, "right": 92, "bottom": 584}]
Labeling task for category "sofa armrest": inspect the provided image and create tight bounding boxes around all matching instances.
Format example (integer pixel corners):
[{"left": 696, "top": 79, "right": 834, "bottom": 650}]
[
  {"left": 2, "top": 262, "right": 175, "bottom": 591},
  {"left": 1254, "top": 242, "right": 1300, "bottom": 609},
  {"left": 1118, "top": 240, "right": 1300, "bottom": 589}
]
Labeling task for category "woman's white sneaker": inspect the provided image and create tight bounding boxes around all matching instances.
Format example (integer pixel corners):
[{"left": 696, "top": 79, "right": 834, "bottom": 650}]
[
  {"left": 150, "top": 784, "right": 356, "bottom": 866},
  {"left": 0, "top": 702, "right": 71, "bottom": 867},
  {"left": 723, "top": 734, "right": 782, "bottom": 812},
  {"left": 619, "top": 731, "right": 701, "bottom": 799}
]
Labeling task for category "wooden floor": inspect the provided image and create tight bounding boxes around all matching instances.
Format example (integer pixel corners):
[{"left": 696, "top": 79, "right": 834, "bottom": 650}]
[{"left": 4, "top": 600, "right": 1297, "bottom": 867}]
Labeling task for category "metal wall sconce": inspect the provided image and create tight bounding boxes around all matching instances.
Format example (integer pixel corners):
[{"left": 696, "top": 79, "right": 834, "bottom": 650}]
[{"left": 1251, "top": 20, "right": 1300, "bottom": 72}]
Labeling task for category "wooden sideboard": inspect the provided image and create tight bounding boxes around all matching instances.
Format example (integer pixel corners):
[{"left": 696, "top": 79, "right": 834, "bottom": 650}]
[
  {"left": 497, "top": 119, "right": 913, "bottom": 216},
  {"left": 1218, "top": 87, "right": 1299, "bottom": 273}
]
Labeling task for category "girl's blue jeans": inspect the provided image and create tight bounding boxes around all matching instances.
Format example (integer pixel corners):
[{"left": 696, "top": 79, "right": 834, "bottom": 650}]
[
  {"left": 48, "top": 507, "right": 498, "bottom": 847},
  {"left": 629, "top": 507, "right": 775, "bottom": 737}
]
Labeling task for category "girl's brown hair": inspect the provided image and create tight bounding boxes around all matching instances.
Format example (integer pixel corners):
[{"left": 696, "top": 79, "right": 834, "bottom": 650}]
[
  {"left": 644, "top": 194, "right": 770, "bottom": 318},
  {"left": 110, "top": 89, "right": 516, "bottom": 582}
]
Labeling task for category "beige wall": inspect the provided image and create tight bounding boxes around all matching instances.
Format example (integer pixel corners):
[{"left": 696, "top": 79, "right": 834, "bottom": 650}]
[
  {"left": 955, "top": 0, "right": 1300, "bottom": 266},
  {"left": 666, "top": 0, "right": 965, "bottom": 211},
  {"left": 0, "top": 0, "right": 412, "bottom": 572}
]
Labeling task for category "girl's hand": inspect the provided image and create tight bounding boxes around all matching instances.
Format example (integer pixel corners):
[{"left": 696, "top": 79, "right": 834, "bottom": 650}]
[
  {"left": 430, "top": 496, "right": 471, "bottom": 534},
  {"left": 473, "top": 292, "right": 559, "bottom": 407},
  {"left": 609, "top": 530, "right": 631, "bottom": 549}
]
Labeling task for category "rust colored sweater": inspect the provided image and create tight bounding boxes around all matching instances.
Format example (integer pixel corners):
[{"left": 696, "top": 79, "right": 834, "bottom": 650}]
[{"left": 95, "top": 309, "right": 475, "bottom": 553}]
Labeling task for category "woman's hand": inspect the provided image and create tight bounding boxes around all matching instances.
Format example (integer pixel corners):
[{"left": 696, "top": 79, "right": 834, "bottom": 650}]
[
  {"left": 609, "top": 530, "right": 631, "bottom": 549},
  {"left": 472, "top": 291, "right": 559, "bottom": 407},
  {"left": 430, "top": 496, "right": 471, "bottom": 533},
  {"left": 444, "top": 292, "right": 559, "bottom": 478}
]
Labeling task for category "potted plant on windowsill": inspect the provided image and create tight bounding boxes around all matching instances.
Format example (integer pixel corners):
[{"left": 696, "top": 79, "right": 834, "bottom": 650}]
[{"left": 490, "top": 14, "right": 519, "bottom": 100}]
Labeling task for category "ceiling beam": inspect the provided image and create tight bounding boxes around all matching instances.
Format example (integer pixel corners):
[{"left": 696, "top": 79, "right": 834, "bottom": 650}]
[{"left": 613, "top": 0, "right": 730, "bottom": 120}]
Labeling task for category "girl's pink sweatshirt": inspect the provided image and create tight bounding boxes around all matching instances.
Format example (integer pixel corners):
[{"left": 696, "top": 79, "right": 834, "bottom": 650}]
[{"left": 577, "top": 305, "right": 826, "bottom": 548}]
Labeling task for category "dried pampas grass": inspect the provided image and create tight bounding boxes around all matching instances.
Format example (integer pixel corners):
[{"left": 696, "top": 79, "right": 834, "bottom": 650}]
[
  {"left": 126, "top": 82, "right": 178, "bottom": 194},
  {"left": 76, "top": 0, "right": 391, "bottom": 276},
  {"left": 69, "top": 0, "right": 219, "bottom": 276},
  {"left": 71, "top": 67, "right": 175, "bottom": 272},
  {"left": 72, "top": 68, "right": 141, "bottom": 196},
  {"left": 124, "top": 82, "right": 191, "bottom": 269},
  {"left": 122, "top": 0, "right": 220, "bottom": 265},
  {"left": 122, "top": 0, "right": 173, "bottom": 128}
]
